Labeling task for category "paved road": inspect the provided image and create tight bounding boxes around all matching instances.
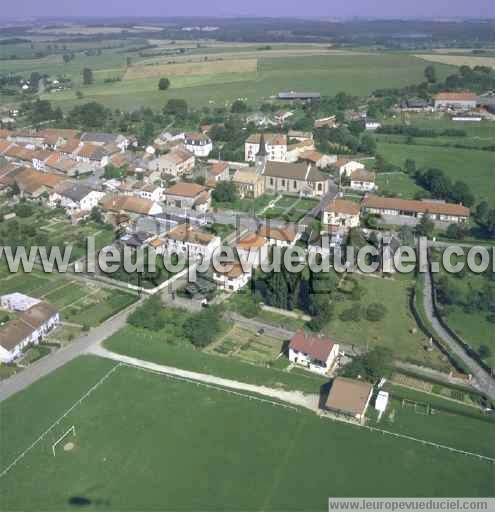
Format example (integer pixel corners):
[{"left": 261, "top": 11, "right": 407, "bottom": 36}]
[
  {"left": 90, "top": 345, "right": 319, "bottom": 412},
  {"left": 421, "top": 270, "right": 495, "bottom": 400},
  {"left": 0, "top": 298, "right": 144, "bottom": 403}
]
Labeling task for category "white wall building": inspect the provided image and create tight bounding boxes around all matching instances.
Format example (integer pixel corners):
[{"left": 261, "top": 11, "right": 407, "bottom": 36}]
[{"left": 288, "top": 331, "right": 340, "bottom": 375}]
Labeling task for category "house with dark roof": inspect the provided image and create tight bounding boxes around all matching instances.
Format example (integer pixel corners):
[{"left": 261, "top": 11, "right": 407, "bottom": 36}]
[
  {"left": 263, "top": 161, "right": 329, "bottom": 197},
  {"left": 80, "top": 132, "right": 128, "bottom": 150},
  {"left": 289, "top": 331, "right": 340, "bottom": 375}
]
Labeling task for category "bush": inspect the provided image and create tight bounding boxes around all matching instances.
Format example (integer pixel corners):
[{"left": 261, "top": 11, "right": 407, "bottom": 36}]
[
  {"left": 365, "top": 303, "right": 387, "bottom": 322},
  {"left": 339, "top": 304, "right": 361, "bottom": 322},
  {"left": 158, "top": 77, "right": 170, "bottom": 91}
]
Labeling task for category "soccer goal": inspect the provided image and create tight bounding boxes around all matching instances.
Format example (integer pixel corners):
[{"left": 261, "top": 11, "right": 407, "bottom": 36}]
[
  {"left": 51, "top": 425, "right": 76, "bottom": 456},
  {"left": 401, "top": 399, "right": 430, "bottom": 415}
]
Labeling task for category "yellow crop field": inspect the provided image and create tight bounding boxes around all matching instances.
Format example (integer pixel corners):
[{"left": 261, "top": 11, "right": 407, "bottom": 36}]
[
  {"left": 123, "top": 58, "right": 258, "bottom": 80},
  {"left": 415, "top": 54, "right": 495, "bottom": 68}
]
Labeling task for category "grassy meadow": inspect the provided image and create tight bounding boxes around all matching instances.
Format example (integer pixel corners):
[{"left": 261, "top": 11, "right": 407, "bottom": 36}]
[
  {"left": 18, "top": 51, "right": 457, "bottom": 111},
  {"left": 1, "top": 356, "right": 492, "bottom": 511}
]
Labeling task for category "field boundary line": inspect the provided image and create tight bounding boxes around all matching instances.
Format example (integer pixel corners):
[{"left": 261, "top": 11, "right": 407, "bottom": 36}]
[
  {"left": 121, "top": 363, "right": 299, "bottom": 412},
  {"left": 364, "top": 425, "right": 495, "bottom": 464},
  {"left": 0, "top": 362, "right": 122, "bottom": 479}
]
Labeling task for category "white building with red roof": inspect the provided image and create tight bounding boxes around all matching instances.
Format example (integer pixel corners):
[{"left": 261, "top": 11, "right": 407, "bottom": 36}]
[
  {"left": 288, "top": 331, "right": 340, "bottom": 375},
  {"left": 434, "top": 92, "right": 477, "bottom": 111}
]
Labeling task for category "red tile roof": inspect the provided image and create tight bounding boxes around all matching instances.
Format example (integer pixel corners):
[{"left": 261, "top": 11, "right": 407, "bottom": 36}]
[{"left": 289, "top": 331, "right": 336, "bottom": 362}]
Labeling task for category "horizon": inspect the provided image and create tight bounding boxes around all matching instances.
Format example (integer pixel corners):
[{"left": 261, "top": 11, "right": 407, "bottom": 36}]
[{"left": 1, "top": 0, "right": 493, "bottom": 21}]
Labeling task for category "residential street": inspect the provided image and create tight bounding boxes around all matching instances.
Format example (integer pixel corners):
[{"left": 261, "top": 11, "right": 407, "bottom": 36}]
[
  {"left": 421, "top": 270, "right": 495, "bottom": 401},
  {"left": 0, "top": 297, "right": 145, "bottom": 403}
]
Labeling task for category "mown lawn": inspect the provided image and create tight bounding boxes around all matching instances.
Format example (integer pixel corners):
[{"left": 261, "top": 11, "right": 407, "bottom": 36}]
[
  {"left": 376, "top": 142, "right": 495, "bottom": 205},
  {"left": 376, "top": 172, "right": 424, "bottom": 199},
  {"left": 1, "top": 356, "right": 492, "bottom": 511},
  {"left": 325, "top": 274, "right": 450, "bottom": 370}
]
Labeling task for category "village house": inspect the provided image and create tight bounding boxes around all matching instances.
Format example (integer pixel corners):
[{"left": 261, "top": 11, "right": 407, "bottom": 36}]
[
  {"left": 154, "top": 130, "right": 186, "bottom": 148},
  {"left": 263, "top": 161, "right": 329, "bottom": 197},
  {"left": 165, "top": 223, "right": 221, "bottom": 260},
  {"left": 324, "top": 377, "right": 373, "bottom": 424},
  {"left": 13, "top": 168, "right": 65, "bottom": 198},
  {"left": 299, "top": 150, "right": 336, "bottom": 169},
  {"left": 323, "top": 199, "right": 361, "bottom": 234},
  {"left": 350, "top": 169, "right": 376, "bottom": 192},
  {"left": 48, "top": 182, "right": 105, "bottom": 215},
  {"left": 362, "top": 196, "right": 470, "bottom": 224},
  {"left": 232, "top": 168, "right": 265, "bottom": 199},
  {"left": 135, "top": 184, "right": 164, "bottom": 203},
  {"left": 38, "top": 128, "right": 80, "bottom": 149},
  {"left": 314, "top": 116, "right": 337, "bottom": 129},
  {"left": 149, "top": 147, "right": 195, "bottom": 177},
  {"left": 163, "top": 182, "right": 210, "bottom": 211},
  {"left": 434, "top": 92, "right": 477, "bottom": 111},
  {"left": 100, "top": 194, "right": 163, "bottom": 218},
  {"left": 274, "top": 111, "right": 294, "bottom": 125},
  {"left": 80, "top": 132, "right": 129, "bottom": 151},
  {"left": 46, "top": 156, "right": 92, "bottom": 177},
  {"left": 288, "top": 331, "right": 340, "bottom": 375},
  {"left": 245, "top": 133, "right": 288, "bottom": 162},
  {"left": 0, "top": 301, "right": 60, "bottom": 363},
  {"left": 235, "top": 232, "right": 267, "bottom": 268},
  {"left": 184, "top": 132, "right": 213, "bottom": 157},
  {"left": 31, "top": 149, "right": 56, "bottom": 171},
  {"left": 207, "top": 161, "right": 230, "bottom": 186},
  {"left": 258, "top": 224, "right": 300, "bottom": 247},
  {"left": 288, "top": 130, "right": 313, "bottom": 142},
  {"left": 286, "top": 139, "right": 315, "bottom": 163},
  {"left": 246, "top": 112, "right": 276, "bottom": 129},
  {"left": 213, "top": 261, "right": 252, "bottom": 292},
  {"left": 335, "top": 158, "right": 365, "bottom": 177}
]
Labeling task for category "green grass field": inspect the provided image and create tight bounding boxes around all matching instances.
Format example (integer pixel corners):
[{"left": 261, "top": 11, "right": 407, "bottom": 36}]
[
  {"left": 27, "top": 52, "right": 456, "bottom": 110},
  {"left": 377, "top": 142, "right": 495, "bottom": 205},
  {"left": 1, "top": 356, "right": 492, "bottom": 511},
  {"left": 326, "top": 275, "right": 449, "bottom": 370},
  {"left": 376, "top": 172, "right": 424, "bottom": 199}
]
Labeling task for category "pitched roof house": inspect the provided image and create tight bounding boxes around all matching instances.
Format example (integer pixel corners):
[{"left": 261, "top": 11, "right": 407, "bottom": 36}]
[{"left": 289, "top": 331, "right": 340, "bottom": 375}]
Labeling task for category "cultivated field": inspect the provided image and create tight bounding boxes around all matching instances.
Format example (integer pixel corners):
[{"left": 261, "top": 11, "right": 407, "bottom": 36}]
[
  {"left": 0, "top": 356, "right": 492, "bottom": 511},
  {"left": 124, "top": 58, "right": 258, "bottom": 80},
  {"left": 415, "top": 53, "right": 495, "bottom": 68}
]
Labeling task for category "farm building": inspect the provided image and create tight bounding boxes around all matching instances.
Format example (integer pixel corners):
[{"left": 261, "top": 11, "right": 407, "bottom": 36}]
[
  {"left": 0, "top": 302, "right": 59, "bottom": 363},
  {"left": 434, "top": 92, "right": 477, "bottom": 111},
  {"left": 289, "top": 331, "right": 339, "bottom": 375},
  {"left": 362, "top": 196, "right": 470, "bottom": 224},
  {"left": 277, "top": 91, "right": 321, "bottom": 101},
  {"left": 324, "top": 377, "right": 373, "bottom": 424}
]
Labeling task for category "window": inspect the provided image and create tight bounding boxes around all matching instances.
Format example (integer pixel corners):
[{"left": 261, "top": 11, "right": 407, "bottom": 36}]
[
  {"left": 293, "top": 180, "right": 297, "bottom": 189},
  {"left": 318, "top": 183, "right": 322, "bottom": 191},
  {"left": 281, "top": 180, "right": 285, "bottom": 187},
  {"left": 270, "top": 178, "right": 274, "bottom": 186}
]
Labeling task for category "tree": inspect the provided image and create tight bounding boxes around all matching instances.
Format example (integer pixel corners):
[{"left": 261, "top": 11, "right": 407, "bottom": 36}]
[
  {"left": 404, "top": 159, "right": 416, "bottom": 175},
  {"left": 128, "top": 296, "right": 166, "bottom": 331},
  {"left": 164, "top": 98, "right": 188, "bottom": 117},
  {"left": 398, "top": 225, "right": 415, "bottom": 246},
  {"left": 446, "top": 223, "right": 468, "bottom": 240},
  {"left": 359, "top": 133, "right": 376, "bottom": 155},
  {"left": 478, "top": 344, "right": 492, "bottom": 360},
  {"left": 424, "top": 65, "right": 437, "bottom": 84},
  {"left": 212, "top": 181, "right": 238, "bottom": 203},
  {"left": 340, "top": 347, "right": 393, "bottom": 382},
  {"left": 89, "top": 206, "right": 103, "bottom": 224},
  {"left": 82, "top": 67, "right": 94, "bottom": 85},
  {"left": 158, "top": 78, "right": 170, "bottom": 91},
  {"left": 230, "top": 100, "right": 249, "bottom": 113},
  {"left": 365, "top": 303, "right": 387, "bottom": 322},
  {"left": 415, "top": 215, "right": 435, "bottom": 238}
]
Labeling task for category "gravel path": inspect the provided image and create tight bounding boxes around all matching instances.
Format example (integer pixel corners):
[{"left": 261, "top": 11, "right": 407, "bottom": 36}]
[{"left": 90, "top": 344, "right": 320, "bottom": 412}]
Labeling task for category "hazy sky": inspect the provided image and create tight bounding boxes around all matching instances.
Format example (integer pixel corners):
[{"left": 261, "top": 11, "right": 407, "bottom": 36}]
[{"left": 2, "top": 0, "right": 494, "bottom": 19}]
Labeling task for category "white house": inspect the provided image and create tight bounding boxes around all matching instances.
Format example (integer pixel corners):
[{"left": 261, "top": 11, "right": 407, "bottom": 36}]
[
  {"left": 245, "top": 133, "right": 287, "bottom": 162},
  {"left": 0, "top": 302, "right": 59, "bottom": 363},
  {"left": 135, "top": 184, "right": 164, "bottom": 203},
  {"left": 288, "top": 331, "right": 340, "bottom": 375},
  {"left": 365, "top": 120, "right": 381, "bottom": 131},
  {"left": 213, "top": 261, "right": 252, "bottom": 292},
  {"left": 184, "top": 132, "right": 213, "bottom": 157},
  {"left": 336, "top": 159, "right": 365, "bottom": 177},
  {"left": 165, "top": 223, "right": 221, "bottom": 261},
  {"left": 48, "top": 183, "right": 106, "bottom": 214},
  {"left": 323, "top": 200, "right": 361, "bottom": 234},
  {"left": 350, "top": 169, "right": 376, "bottom": 192},
  {"left": 1, "top": 293, "right": 40, "bottom": 311}
]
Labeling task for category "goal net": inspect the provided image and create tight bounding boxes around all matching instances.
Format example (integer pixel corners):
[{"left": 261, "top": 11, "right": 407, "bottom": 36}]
[{"left": 51, "top": 425, "right": 76, "bottom": 456}]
